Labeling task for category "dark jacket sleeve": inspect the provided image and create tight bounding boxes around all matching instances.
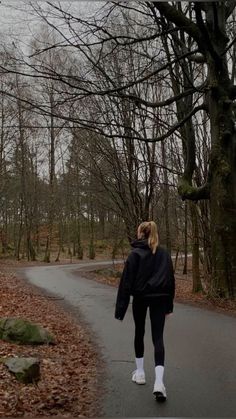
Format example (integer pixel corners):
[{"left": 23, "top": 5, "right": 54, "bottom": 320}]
[
  {"left": 115, "top": 251, "right": 139, "bottom": 320},
  {"left": 166, "top": 255, "right": 175, "bottom": 314}
]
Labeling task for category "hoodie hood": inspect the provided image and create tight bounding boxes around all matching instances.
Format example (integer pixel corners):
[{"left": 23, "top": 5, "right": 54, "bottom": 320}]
[{"left": 131, "top": 239, "right": 150, "bottom": 250}]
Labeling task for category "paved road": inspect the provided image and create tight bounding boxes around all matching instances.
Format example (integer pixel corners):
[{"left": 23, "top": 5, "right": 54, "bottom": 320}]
[{"left": 21, "top": 262, "right": 236, "bottom": 417}]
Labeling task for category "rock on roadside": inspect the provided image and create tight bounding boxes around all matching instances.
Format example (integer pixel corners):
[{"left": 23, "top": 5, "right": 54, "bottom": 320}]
[
  {"left": 3, "top": 357, "right": 40, "bottom": 383},
  {"left": 0, "top": 317, "right": 55, "bottom": 344}
]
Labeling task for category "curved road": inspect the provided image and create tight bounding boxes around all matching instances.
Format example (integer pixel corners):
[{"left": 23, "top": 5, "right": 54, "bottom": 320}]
[{"left": 21, "top": 262, "right": 236, "bottom": 417}]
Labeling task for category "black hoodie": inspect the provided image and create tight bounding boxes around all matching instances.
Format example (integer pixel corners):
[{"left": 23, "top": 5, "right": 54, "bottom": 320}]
[{"left": 115, "top": 240, "right": 175, "bottom": 320}]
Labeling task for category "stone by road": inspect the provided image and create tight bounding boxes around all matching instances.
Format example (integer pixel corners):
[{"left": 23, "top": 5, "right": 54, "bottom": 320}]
[{"left": 21, "top": 261, "right": 236, "bottom": 417}]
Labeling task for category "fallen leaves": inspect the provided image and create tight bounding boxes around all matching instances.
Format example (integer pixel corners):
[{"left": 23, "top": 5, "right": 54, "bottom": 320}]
[
  {"left": 0, "top": 266, "right": 101, "bottom": 417},
  {"left": 79, "top": 264, "right": 236, "bottom": 317}
]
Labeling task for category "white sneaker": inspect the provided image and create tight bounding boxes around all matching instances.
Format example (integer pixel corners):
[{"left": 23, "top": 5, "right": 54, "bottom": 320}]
[
  {"left": 132, "top": 369, "right": 146, "bottom": 385},
  {"left": 153, "top": 382, "right": 167, "bottom": 401}
]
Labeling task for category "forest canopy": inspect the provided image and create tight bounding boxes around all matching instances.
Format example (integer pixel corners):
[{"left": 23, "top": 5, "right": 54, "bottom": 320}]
[{"left": 0, "top": 1, "right": 235, "bottom": 299}]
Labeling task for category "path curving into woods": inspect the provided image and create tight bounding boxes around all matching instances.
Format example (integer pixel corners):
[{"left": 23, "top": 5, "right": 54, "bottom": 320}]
[{"left": 21, "top": 261, "right": 236, "bottom": 417}]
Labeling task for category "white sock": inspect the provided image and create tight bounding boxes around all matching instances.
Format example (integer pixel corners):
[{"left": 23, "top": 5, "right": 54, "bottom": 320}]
[
  {"left": 135, "top": 357, "right": 144, "bottom": 372},
  {"left": 155, "top": 365, "right": 164, "bottom": 385}
]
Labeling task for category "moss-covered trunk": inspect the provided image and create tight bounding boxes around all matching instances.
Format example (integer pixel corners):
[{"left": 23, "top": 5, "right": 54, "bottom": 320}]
[
  {"left": 208, "top": 45, "right": 236, "bottom": 298},
  {"left": 209, "top": 90, "right": 236, "bottom": 297}
]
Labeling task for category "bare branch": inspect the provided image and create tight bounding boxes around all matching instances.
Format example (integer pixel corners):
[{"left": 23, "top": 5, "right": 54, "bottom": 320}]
[
  {"left": 140, "top": 104, "right": 206, "bottom": 143},
  {"left": 118, "top": 83, "right": 206, "bottom": 109},
  {"left": 152, "top": 2, "right": 203, "bottom": 48},
  {"left": 226, "top": 0, "right": 236, "bottom": 19}
]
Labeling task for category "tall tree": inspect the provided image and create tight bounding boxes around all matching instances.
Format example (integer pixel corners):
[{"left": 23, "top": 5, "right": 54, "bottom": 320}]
[{"left": 2, "top": 2, "right": 236, "bottom": 296}]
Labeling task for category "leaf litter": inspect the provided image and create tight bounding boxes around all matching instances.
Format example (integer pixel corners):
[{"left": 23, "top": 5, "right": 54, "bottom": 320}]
[
  {"left": 0, "top": 265, "right": 101, "bottom": 417},
  {"left": 79, "top": 263, "right": 236, "bottom": 317}
]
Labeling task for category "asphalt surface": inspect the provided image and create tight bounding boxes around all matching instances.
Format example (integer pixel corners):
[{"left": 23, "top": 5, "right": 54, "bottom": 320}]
[{"left": 21, "top": 261, "right": 236, "bottom": 417}]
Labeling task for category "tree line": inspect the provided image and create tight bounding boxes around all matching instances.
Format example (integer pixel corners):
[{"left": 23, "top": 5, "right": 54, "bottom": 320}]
[{"left": 0, "top": 1, "right": 235, "bottom": 299}]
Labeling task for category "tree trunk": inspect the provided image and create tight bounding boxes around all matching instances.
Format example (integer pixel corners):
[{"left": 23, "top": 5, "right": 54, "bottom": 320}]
[
  {"left": 44, "top": 234, "right": 51, "bottom": 263},
  {"left": 44, "top": 89, "right": 56, "bottom": 263},
  {"left": 183, "top": 201, "right": 188, "bottom": 274},
  {"left": 89, "top": 212, "right": 95, "bottom": 260},
  {"left": 190, "top": 202, "right": 202, "bottom": 293},
  {"left": 174, "top": 248, "right": 179, "bottom": 273},
  {"left": 76, "top": 219, "right": 83, "bottom": 259},
  {"left": 206, "top": 7, "right": 236, "bottom": 298},
  {"left": 161, "top": 141, "right": 171, "bottom": 252},
  {"left": 16, "top": 196, "right": 24, "bottom": 260},
  {"left": 99, "top": 211, "right": 105, "bottom": 239},
  {"left": 27, "top": 233, "right": 36, "bottom": 261},
  {"left": 209, "top": 94, "right": 236, "bottom": 297},
  {"left": 199, "top": 200, "right": 211, "bottom": 290}
]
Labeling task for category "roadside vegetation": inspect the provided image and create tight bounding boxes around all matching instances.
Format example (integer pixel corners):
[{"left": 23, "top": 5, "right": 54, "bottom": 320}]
[
  {"left": 79, "top": 258, "right": 236, "bottom": 317},
  {"left": 0, "top": 264, "right": 99, "bottom": 417}
]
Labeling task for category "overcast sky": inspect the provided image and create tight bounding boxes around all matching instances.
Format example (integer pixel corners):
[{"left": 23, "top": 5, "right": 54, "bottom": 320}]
[{"left": 0, "top": 1, "right": 103, "bottom": 51}]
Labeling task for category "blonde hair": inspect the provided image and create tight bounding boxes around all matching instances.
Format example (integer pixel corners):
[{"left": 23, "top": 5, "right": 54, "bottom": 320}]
[{"left": 137, "top": 221, "right": 159, "bottom": 254}]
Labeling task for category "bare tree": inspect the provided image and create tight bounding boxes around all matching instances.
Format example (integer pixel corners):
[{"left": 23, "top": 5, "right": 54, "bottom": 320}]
[{"left": 1, "top": 2, "right": 235, "bottom": 297}]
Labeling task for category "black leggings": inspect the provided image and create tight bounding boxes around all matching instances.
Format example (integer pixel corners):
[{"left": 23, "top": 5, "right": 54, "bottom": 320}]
[{"left": 132, "top": 296, "right": 167, "bottom": 366}]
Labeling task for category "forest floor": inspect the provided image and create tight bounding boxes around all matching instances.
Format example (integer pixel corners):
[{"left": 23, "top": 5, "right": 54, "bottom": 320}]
[
  {"left": 79, "top": 262, "right": 236, "bottom": 318},
  {"left": 0, "top": 255, "right": 235, "bottom": 417},
  {"left": 0, "top": 261, "right": 101, "bottom": 417}
]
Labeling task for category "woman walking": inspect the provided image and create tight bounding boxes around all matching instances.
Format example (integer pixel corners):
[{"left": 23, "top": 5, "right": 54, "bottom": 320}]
[{"left": 115, "top": 221, "right": 175, "bottom": 401}]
